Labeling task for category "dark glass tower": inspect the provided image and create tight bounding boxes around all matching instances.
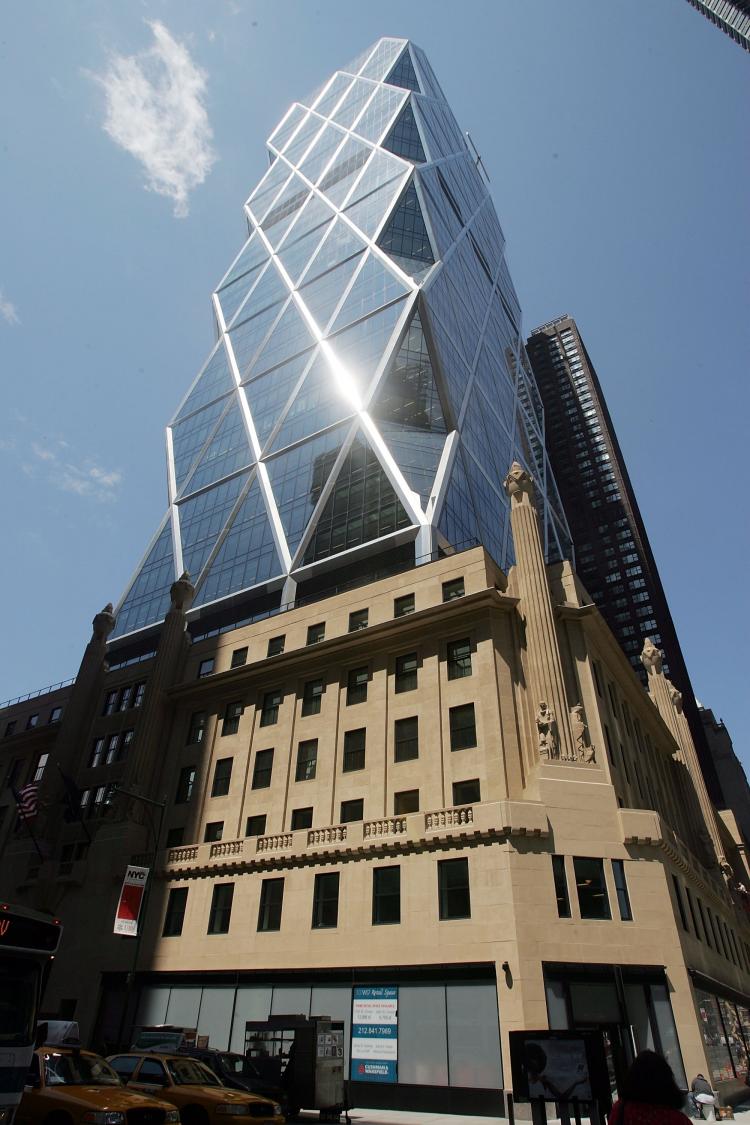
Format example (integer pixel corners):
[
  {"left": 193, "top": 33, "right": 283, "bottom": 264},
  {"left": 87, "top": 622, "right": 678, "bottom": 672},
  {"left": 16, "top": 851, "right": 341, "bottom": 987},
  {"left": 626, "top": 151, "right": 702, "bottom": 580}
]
[
  {"left": 526, "top": 314, "right": 720, "bottom": 800},
  {"left": 112, "top": 38, "right": 570, "bottom": 643}
]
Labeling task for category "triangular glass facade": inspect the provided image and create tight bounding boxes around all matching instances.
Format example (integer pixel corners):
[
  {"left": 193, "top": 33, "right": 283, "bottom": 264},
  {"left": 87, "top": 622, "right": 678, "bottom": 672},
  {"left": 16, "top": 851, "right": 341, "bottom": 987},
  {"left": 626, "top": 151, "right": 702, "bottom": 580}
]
[{"left": 112, "top": 37, "right": 571, "bottom": 640}]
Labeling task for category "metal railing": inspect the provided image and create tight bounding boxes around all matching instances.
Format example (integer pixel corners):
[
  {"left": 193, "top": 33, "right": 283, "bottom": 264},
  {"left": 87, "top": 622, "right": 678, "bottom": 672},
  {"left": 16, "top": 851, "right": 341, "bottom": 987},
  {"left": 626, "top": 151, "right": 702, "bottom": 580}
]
[{"left": 0, "top": 677, "right": 75, "bottom": 712}]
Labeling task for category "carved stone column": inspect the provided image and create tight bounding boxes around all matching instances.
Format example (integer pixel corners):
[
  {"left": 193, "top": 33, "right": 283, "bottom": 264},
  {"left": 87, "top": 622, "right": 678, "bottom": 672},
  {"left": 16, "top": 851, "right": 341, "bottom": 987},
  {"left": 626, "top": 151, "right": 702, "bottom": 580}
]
[{"left": 503, "top": 462, "right": 574, "bottom": 764}]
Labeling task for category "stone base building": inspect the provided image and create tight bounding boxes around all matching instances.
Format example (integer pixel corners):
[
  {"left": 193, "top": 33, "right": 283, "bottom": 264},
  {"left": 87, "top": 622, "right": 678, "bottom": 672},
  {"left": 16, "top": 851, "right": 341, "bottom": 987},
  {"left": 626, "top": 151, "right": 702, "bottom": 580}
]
[{"left": 2, "top": 465, "right": 749, "bottom": 1116}]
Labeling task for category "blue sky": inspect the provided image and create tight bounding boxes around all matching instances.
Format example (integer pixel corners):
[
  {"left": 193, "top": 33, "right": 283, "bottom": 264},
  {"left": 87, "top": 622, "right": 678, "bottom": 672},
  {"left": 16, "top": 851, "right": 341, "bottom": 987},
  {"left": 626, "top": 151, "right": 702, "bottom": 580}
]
[{"left": 1, "top": 2, "right": 748, "bottom": 765}]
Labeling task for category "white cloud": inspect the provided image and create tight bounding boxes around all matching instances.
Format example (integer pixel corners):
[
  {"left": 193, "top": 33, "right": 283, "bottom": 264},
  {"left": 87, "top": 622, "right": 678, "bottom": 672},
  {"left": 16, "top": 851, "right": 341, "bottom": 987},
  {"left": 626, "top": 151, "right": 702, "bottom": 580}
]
[
  {"left": 0, "top": 291, "right": 20, "bottom": 325},
  {"left": 1, "top": 429, "right": 122, "bottom": 503},
  {"left": 93, "top": 21, "right": 217, "bottom": 218}
]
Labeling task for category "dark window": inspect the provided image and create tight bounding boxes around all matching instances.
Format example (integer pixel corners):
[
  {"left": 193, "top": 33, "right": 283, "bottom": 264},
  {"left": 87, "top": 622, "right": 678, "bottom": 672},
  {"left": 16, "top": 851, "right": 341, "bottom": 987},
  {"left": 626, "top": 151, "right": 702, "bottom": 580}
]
[
  {"left": 207, "top": 882, "right": 234, "bottom": 934},
  {"left": 452, "top": 778, "right": 480, "bottom": 805},
  {"left": 449, "top": 703, "right": 477, "bottom": 750},
  {"left": 138, "top": 1058, "right": 168, "bottom": 1084},
  {"left": 49, "top": 706, "right": 63, "bottom": 724},
  {"left": 175, "top": 765, "right": 196, "bottom": 804},
  {"left": 438, "top": 857, "right": 471, "bottom": 920},
  {"left": 340, "top": 797, "right": 364, "bottom": 823},
  {"left": 4, "top": 721, "right": 16, "bottom": 737},
  {"left": 394, "top": 789, "right": 419, "bottom": 814},
  {"left": 245, "top": 813, "right": 267, "bottom": 837},
  {"left": 231, "top": 647, "right": 248, "bottom": 668},
  {"left": 105, "top": 733, "right": 120, "bottom": 765},
  {"left": 301, "top": 679, "right": 324, "bottom": 717},
  {"left": 204, "top": 821, "right": 223, "bottom": 843},
  {"left": 394, "top": 593, "right": 415, "bottom": 618},
  {"left": 267, "top": 635, "right": 285, "bottom": 657},
  {"left": 222, "top": 701, "right": 243, "bottom": 737},
  {"left": 447, "top": 639, "right": 472, "bottom": 680},
  {"left": 257, "top": 878, "right": 284, "bottom": 931},
  {"left": 291, "top": 806, "right": 313, "bottom": 830},
  {"left": 260, "top": 690, "right": 282, "bottom": 727},
  {"left": 296, "top": 739, "right": 318, "bottom": 781},
  {"left": 592, "top": 662, "right": 603, "bottom": 697},
  {"left": 348, "top": 609, "right": 368, "bottom": 632},
  {"left": 312, "top": 871, "right": 339, "bottom": 928},
  {"left": 307, "top": 622, "right": 325, "bottom": 645},
  {"left": 573, "top": 857, "right": 611, "bottom": 920},
  {"left": 162, "top": 888, "right": 188, "bottom": 937},
  {"left": 103, "top": 691, "right": 118, "bottom": 716},
  {"left": 252, "top": 749, "right": 274, "bottom": 789},
  {"left": 133, "top": 683, "right": 145, "bottom": 708},
  {"left": 32, "top": 753, "right": 49, "bottom": 783},
  {"left": 395, "top": 652, "right": 418, "bottom": 693},
  {"left": 198, "top": 658, "right": 215, "bottom": 678},
  {"left": 343, "top": 729, "right": 366, "bottom": 772},
  {"left": 187, "top": 711, "right": 207, "bottom": 745},
  {"left": 118, "top": 685, "right": 133, "bottom": 711},
  {"left": 89, "top": 737, "right": 105, "bottom": 768},
  {"left": 166, "top": 827, "right": 184, "bottom": 848},
  {"left": 394, "top": 716, "right": 418, "bottom": 762},
  {"left": 373, "top": 866, "right": 401, "bottom": 924},
  {"left": 211, "top": 757, "right": 233, "bottom": 798},
  {"left": 697, "top": 899, "right": 712, "bottom": 948},
  {"left": 671, "top": 874, "right": 689, "bottom": 933},
  {"left": 552, "top": 855, "right": 571, "bottom": 918},
  {"left": 346, "top": 666, "right": 368, "bottom": 705},
  {"left": 442, "top": 578, "right": 465, "bottom": 602},
  {"left": 685, "top": 886, "right": 701, "bottom": 939},
  {"left": 612, "top": 859, "right": 632, "bottom": 921}
]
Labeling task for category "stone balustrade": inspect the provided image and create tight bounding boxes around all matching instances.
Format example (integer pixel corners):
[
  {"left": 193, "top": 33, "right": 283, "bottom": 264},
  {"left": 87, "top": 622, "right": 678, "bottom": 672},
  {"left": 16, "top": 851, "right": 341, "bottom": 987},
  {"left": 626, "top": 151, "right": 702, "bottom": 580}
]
[
  {"left": 363, "top": 816, "right": 407, "bottom": 838},
  {"left": 167, "top": 845, "right": 199, "bottom": 864},
  {"left": 425, "top": 805, "right": 474, "bottom": 831},
  {"left": 256, "top": 832, "right": 294, "bottom": 853},
  {"left": 308, "top": 825, "right": 347, "bottom": 846},
  {"left": 209, "top": 839, "right": 244, "bottom": 859}
]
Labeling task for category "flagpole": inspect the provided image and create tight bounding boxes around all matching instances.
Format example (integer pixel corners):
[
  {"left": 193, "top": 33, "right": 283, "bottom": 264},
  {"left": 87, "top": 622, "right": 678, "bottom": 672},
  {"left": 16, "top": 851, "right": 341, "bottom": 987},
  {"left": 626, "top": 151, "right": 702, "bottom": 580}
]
[{"left": 11, "top": 785, "right": 44, "bottom": 862}]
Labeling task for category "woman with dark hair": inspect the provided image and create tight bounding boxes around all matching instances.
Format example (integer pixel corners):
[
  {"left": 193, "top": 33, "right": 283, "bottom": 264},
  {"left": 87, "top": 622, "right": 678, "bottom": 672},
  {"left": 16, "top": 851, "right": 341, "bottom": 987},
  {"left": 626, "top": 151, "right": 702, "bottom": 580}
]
[{"left": 609, "top": 1050, "right": 691, "bottom": 1124}]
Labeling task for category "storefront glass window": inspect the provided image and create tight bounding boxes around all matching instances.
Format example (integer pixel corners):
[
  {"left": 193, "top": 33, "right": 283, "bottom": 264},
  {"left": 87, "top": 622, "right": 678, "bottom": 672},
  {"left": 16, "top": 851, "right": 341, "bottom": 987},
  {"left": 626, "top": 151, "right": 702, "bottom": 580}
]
[
  {"left": 545, "top": 979, "right": 569, "bottom": 1030},
  {"left": 651, "top": 983, "right": 687, "bottom": 1088},
  {"left": 569, "top": 981, "right": 621, "bottom": 1024},
  {"left": 718, "top": 998, "right": 749, "bottom": 1079},
  {"left": 624, "top": 984, "right": 655, "bottom": 1055},
  {"left": 446, "top": 984, "right": 503, "bottom": 1088},
  {"left": 398, "top": 985, "right": 449, "bottom": 1085},
  {"left": 696, "top": 989, "right": 734, "bottom": 1083},
  {"left": 738, "top": 1006, "right": 750, "bottom": 1058}
]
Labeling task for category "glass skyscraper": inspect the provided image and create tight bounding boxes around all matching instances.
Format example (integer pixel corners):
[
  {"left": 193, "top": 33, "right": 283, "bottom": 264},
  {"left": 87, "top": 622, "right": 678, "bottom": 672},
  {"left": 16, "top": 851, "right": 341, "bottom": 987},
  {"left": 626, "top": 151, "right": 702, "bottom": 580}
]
[{"left": 112, "top": 37, "right": 570, "bottom": 641}]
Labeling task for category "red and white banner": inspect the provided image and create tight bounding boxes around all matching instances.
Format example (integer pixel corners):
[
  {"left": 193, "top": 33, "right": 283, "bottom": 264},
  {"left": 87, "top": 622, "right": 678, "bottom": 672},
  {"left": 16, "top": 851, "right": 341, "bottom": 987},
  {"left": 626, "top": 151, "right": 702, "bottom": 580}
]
[{"left": 114, "top": 865, "right": 149, "bottom": 936}]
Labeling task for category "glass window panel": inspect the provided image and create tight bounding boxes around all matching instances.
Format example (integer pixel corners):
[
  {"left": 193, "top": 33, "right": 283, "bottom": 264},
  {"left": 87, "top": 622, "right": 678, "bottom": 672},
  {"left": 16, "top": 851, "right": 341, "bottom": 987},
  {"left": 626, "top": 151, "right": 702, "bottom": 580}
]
[
  {"left": 269, "top": 350, "right": 355, "bottom": 453},
  {"left": 437, "top": 448, "right": 481, "bottom": 553},
  {"left": 696, "top": 990, "right": 734, "bottom": 1083},
  {"left": 438, "top": 858, "right": 471, "bottom": 919},
  {"left": 277, "top": 220, "right": 334, "bottom": 286},
  {"left": 398, "top": 985, "right": 448, "bottom": 1086},
  {"left": 246, "top": 159, "right": 293, "bottom": 223},
  {"left": 651, "top": 984, "right": 687, "bottom": 1087},
  {"left": 353, "top": 85, "right": 407, "bottom": 144},
  {"left": 267, "top": 102, "right": 307, "bottom": 154},
  {"left": 394, "top": 716, "right": 418, "bottom": 762},
  {"left": 280, "top": 192, "right": 336, "bottom": 252},
  {"left": 569, "top": 982, "right": 620, "bottom": 1024},
  {"left": 264, "top": 422, "right": 350, "bottom": 554},
  {"left": 242, "top": 350, "right": 313, "bottom": 447},
  {"left": 178, "top": 471, "right": 250, "bottom": 578},
  {"left": 165, "top": 986, "right": 201, "bottom": 1027},
  {"left": 174, "top": 343, "right": 235, "bottom": 424},
  {"left": 112, "top": 519, "right": 174, "bottom": 638},
  {"left": 312, "top": 72, "right": 354, "bottom": 118},
  {"left": 346, "top": 666, "right": 369, "bottom": 705},
  {"left": 282, "top": 111, "right": 325, "bottom": 165},
  {"left": 193, "top": 477, "right": 281, "bottom": 606},
  {"left": 383, "top": 102, "right": 427, "bottom": 163},
  {"left": 311, "top": 871, "right": 339, "bottom": 928},
  {"left": 386, "top": 47, "right": 421, "bottom": 93},
  {"left": 329, "top": 252, "right": 410, "bottom": 335},
  {"left": 411, "top": 45, "right": 446, "bottom": 101},
  {"left": 623, "top": 984, "right": 655, "bottom": 1055},
  {"left": 342, "top": 174, "right": 407, "bottom": 241},
  {"left": 573, "top": 857, "right": 611, "bottom": 920},
  {"left": 196, "top": 988, "right": 235, "bottom": 1052},
  {"left": 377, "top": 181, "right": 434, "bottom": 266},
  {"left": 299, "top": 220, "right": 368, "bottom": 285},
  {"left": 331, "top": 77, "right": 378, "bottom": 130},
  {"left": 719, "top": 998, "right": 748, "bottom": 1079},
  {"left": 317, "top": 137, "right": 371, "bottom": 207},
  {"left": 179, "top": 403, "right": 252, "bottom": 497},
  {"left": 378, "top": 424, "right": 445, "bottom": 507},
  {"left": 545, "top": 979, "right": 569, "bottom": 1031},
  {"left": 171, "top": 398, "right": 228, "bottom": 488},
  {"left": 218, "top": 261, "right": 268, "bottom": 328},
  {"left": 298, "top": 122, "right": 348, "bottom": 184},
  {"left": 359, "top": 38, "right": 405, "bottom": 82},
  {"left": 250, "top": 301, "right": 315, "bottom": 375},
  {"left": 231, "top": 259, "right": 290, "bottom": 323},
  {"left": 372, "top": 865, "right": 400, "bottom": 924},
  {"left": 228, "top": 298, "right": 287, "bottom": 379},
  {"left": 552, "top": 855, "right": 571, "bottom": 918},
  {"left": 345, "top": 147, "right": 408, "bottom": 210},
  {"left": 327, "top": 297, "right": 409, "bottom": 399},
  {"left": 372, "top": 309, "right": 446, "bottom": 430},
  {"left": 446, "top": 983, "right": 502, "bottom": 1089},
  {"left": 218, "top": 230, "right": 269, "bottom": 292},
  {"left": 259, "top": 182, "right": 312, "bottom": 248},
  {"left": 297, "top": 252, "right": 365, "bottom": 333}
]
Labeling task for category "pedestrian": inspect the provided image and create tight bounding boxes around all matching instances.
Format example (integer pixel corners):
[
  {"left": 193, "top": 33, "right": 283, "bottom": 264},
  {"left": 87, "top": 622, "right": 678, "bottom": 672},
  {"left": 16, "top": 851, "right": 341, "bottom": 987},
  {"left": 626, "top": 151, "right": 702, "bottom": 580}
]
[
  {"left": 690, "top": 1074, "right": 718, "bottom": 1120},
  {"left": 608, "top": 1050, "right": 691, "bottom": 1124}
]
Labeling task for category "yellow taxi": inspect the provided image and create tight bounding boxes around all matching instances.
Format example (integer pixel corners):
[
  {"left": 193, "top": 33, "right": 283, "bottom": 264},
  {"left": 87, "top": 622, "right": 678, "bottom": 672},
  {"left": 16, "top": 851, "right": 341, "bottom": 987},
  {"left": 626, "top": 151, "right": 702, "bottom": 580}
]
[
  {"left": 15, "top": 1047, "right": 180, "bottom": 1125},
  {"left": 106, "top": 1055, "right": 284, "bottom": 1125}
]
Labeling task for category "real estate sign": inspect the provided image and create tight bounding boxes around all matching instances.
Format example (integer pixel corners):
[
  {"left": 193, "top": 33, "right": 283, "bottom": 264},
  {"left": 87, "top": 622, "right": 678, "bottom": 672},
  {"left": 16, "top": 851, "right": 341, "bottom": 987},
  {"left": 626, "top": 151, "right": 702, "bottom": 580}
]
[{"left": 351, "top": 986, "right": 398, "bottom": 1083}]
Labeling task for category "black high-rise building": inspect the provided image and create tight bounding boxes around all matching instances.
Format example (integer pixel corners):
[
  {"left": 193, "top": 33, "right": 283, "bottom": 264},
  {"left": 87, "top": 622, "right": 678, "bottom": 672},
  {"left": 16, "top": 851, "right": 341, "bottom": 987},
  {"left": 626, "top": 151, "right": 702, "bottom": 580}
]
[{"left": 526, "top": 314, "right": 720, "bottom": 801}]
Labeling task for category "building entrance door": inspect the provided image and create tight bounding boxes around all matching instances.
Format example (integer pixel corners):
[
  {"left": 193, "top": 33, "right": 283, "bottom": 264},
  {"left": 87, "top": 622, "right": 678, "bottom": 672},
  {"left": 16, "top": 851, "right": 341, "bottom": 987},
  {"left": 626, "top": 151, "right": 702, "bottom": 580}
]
[{"left": 576, "top": 1022, "right": 633, "bottom": 1103}]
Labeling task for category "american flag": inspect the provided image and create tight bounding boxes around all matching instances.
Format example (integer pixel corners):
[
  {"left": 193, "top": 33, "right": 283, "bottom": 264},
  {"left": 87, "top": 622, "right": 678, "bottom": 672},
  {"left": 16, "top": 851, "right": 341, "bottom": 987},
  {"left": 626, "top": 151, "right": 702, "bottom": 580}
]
[{"left": 14, "top": 782, "right": 39, "bottom": 820}]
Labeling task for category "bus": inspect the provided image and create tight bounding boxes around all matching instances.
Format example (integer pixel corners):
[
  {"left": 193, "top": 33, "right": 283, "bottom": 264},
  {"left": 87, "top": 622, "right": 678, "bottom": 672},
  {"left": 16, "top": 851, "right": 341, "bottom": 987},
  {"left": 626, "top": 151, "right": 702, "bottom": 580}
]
[{"left": 0, "top": 903, "right": 62, "bottom": 1125}]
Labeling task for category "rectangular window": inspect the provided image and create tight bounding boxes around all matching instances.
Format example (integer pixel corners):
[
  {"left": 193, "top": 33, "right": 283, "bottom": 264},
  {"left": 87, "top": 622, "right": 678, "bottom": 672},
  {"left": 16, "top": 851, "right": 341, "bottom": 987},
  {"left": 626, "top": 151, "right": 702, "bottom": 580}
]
[
  {"left": 348, "top": 609, "right": 368, "bottom": 632},
  {"left": 452, "top": 777, "right": 480, "bottom": 805},
  {"left": 103, "top": 691, "right": 118, "bottom": 716},
  {"left": 204, "top": 821, "right": 223, "bottom": 842},
  {"left": 394, "top": 593, "right": 415, "bottom": 618},
  {"left": 671, "top": 876, "right": 688, "bottom": 932},
  {"left": 245, "top": 813, "right": 267, "bottom": 837},
  {"left": 394, "top": 716, "right": 418, "bottom": 762},
  {"left": 175, "top": 766, "right": 196, "bottom": 804},
  {"left": 552, "top": 855, "right": 571, "bottom": 918},
  {"left": 312, "top": 871, "right": 339, "bottom": 928},
  {"left": 346, "top": 666, "right": 368, "bottom": 706},
  {"left": 295, "top": 739, "right": 318, "bottom": 781},
  {"left": 395, "top": 652, "right": 418, "bottom": 693},
  {"left": 373, "top": 866, "right": 401, "bottom": 925},
  {"left": 252, "top": 748, "right": 274, "bottom": 789},
  {"left": 291, "top": 806, "right": 313, "bottom": 830},
  {"left": 573, "top": 857, "right": 611, "bottom": 920},
  {"left": 4, "top": 721, "right": 16, "bottom": 737},
  {"left": 612, "top": 859, "right": 632, "bottom": 921},
  {"left": 438, "top": 857, "right": 471, "bottom": 920},
  {"left": 133, "top": 682, "right": 145, "bottom": 708},
  {"left": 301, "top": 679, "right": 324, "bottom": 717},
  {"left": 394, "top": 789, "right": 419, "bottom": 814},
  {"left": 257, "top": 878, "right": 284, "bottom": 931},
  {"left": 307, "top": 622, "right": 325, "bottom": 645},
  {"left": 187, "top": 711, "right": 207, "bottom": 745},
  {"left": 207, "top": 882, "right": 234, "bottom": 934},
  {"left": 592, "top": 662, "right": 603, "bottom": 697},
  {"left": 449, "top": 703, "right": 477, "bottom": 751},
  {"left": 231, "top": 646, "right": 248, "bottom": 668},
  {"left": 259, "top": 689, "right": 282, "bottom": 727},
  {"left": 162, "top": 887, "right": 188, "bottom": 937},
  {"left": 697, "top": 899, "right": 712, "bottom": 948},
  {"left": 343, "top": 729, "right": 365, "bottom": 772},
  {"left": 340, "top": 797, "right": 364, "bottom": 823},
  {"left": 267, "top": 635, "right": 285, "bottom": 657},
  {"left": 447, "top": 638, "right": 472, "bottom": 680},
  {"left": 165, "top": 827, "right": 184, "bottom": 848},
  {"left": 89, "top": 738, "right": 105, "bottom": 768},
  {"left": 49, "top": 706, "right": 63, "bottom": 724},
  {"left": 198, "top": 658, "right": 215, "bottom": 678},
  {"left": 118, "top": 685, "right": 133, "bottom": 711},
  {"left": 32, "top": 753, "right": 49, "bottom": 783},
  {"left": 442, "top": 578, "right": 465, "bottom": 602},
  {"left": 211, "top": 757, "right": 233, "bottom": 798},
  {"left": 105, "top": 733, "right": 120, "bottom": 765},
  {"left": 221, "top": 701, "right": 243, "bottom": 736}
]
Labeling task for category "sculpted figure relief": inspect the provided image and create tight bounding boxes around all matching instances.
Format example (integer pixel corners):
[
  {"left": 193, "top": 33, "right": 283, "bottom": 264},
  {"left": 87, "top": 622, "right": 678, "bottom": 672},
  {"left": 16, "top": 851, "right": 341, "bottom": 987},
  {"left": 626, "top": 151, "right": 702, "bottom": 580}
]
[
  {"left": 536, "top": 701, "right": 558, "bottom": 760},
  {"left": 570, "top": 703, "right": 596, "bottom": 764},
  {"left": 640, "top": 636, "right": 663, "bottom": 675}
]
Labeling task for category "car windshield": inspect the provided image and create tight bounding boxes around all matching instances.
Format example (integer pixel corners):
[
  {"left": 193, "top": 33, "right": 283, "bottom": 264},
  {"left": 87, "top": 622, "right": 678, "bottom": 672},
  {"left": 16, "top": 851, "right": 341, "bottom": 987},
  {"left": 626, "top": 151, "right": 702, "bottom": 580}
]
[
  {"left": 43, "top": 1052, "right": 122, "bottom": 1087},
  {"left": 167, "top": 1058, "right": 221, "bottom": 1086}
]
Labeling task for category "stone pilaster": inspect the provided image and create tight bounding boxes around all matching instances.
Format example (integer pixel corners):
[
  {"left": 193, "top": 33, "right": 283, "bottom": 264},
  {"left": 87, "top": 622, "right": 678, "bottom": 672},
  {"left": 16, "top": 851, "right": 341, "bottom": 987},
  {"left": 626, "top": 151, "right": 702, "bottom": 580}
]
[{"left": 503, "top": 462, "right": 575, "bottom": 764}]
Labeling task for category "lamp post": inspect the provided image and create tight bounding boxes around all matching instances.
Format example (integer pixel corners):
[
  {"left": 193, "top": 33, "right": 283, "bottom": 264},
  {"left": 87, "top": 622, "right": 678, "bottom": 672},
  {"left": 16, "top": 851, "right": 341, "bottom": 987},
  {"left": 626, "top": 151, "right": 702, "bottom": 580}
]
[{"left": 109, "top": 785, "right": 166, "bottom": 1048}]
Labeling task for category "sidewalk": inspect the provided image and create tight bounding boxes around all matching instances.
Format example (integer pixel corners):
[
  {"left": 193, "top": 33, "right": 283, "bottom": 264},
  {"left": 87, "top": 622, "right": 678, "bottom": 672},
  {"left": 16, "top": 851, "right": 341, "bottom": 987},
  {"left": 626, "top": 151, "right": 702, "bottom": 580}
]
[{"left": 295, "top": 1106, "right": 750, "bottom": 1123}]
